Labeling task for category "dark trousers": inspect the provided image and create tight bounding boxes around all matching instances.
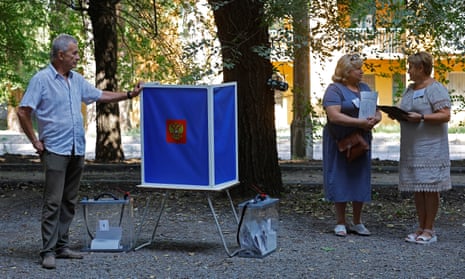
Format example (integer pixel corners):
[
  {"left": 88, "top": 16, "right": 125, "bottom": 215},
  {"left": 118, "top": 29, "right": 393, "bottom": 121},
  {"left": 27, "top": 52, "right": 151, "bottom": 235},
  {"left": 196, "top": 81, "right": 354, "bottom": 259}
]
[{"left": 40, "top": 151, "right": 84, "bottom": 257}]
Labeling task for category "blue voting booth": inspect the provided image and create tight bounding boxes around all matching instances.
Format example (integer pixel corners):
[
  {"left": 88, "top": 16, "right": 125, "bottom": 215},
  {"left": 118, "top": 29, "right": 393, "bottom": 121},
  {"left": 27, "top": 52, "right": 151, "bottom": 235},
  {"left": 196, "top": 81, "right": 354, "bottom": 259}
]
[
  {"left": 138, "top": 82, "right": 239, "bottom": 190},
  {"left": 135, "top": 83, "right": 241, "bottom": 254}
]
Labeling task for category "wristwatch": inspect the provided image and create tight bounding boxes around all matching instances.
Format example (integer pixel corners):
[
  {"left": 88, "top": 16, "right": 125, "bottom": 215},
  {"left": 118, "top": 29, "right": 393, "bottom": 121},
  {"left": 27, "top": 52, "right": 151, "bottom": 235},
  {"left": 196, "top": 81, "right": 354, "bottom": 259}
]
[{"left": 127, "top": 91, "right": 132, "bottom": 99}]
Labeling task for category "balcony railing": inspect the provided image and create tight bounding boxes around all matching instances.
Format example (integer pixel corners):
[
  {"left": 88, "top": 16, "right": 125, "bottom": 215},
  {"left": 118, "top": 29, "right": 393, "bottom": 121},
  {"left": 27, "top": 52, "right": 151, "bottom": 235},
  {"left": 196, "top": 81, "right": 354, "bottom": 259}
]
[
  {"left": 345, "top": 28, "right": 403, "bottom": 56},
  {"left": 268, "top": 27, "right": 404, "bottom": 61}
]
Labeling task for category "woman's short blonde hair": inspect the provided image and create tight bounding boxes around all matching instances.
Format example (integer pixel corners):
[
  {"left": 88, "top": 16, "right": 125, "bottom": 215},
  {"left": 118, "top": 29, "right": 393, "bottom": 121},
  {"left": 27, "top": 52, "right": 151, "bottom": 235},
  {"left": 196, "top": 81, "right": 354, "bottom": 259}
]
[
  {"left": 407, "top": 51, "right": 433, "bottom": 76},
  {"left": 332, "top": 54, "right": 363, "bottom": 83}
]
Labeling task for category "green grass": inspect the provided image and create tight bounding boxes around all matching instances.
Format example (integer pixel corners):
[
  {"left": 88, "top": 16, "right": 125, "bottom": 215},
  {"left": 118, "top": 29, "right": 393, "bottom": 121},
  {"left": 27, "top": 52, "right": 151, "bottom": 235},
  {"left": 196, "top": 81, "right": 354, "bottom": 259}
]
[
  {"left": 124, "top": 127, "right": 141, "bottom": 136},
  {"left": 449, "top": 126, "right": 465, "bottom": 133},
  {"left": 374, "top": 123, "right": 400, "bottom": 133}
]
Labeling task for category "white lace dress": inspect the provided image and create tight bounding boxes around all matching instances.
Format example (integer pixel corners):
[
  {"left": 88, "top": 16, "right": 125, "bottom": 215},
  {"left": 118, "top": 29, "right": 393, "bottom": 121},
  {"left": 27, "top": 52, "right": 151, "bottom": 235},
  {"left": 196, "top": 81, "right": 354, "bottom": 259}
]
[{"left": 398, "top": 81, "right": 451, "bottom": 192}]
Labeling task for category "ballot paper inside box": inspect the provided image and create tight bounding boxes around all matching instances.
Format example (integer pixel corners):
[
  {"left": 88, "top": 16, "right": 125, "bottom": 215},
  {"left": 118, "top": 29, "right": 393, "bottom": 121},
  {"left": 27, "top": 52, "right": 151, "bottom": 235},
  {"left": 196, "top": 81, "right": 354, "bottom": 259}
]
[
  {"left": 80, "top": 193, "right": 134, "bottom": 252},
  {"left": 237, "top": 195, "right": 279, "bottom": 258}
]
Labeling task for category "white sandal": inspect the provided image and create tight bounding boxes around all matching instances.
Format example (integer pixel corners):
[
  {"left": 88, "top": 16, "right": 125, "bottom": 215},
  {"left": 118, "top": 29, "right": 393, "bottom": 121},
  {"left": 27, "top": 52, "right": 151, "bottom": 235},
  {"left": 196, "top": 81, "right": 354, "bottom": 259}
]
[
  {"left": 349, "top": 223, "right": 371, "bottom": 236},
  {"left": 405, "top": 228, "right": 423, "bottom": 243},
  {"left": 334, "top": 224, "right": 347, "bottom": 237},
  {"left": 415, "top": 229, "right": 437, "bottom": 244}
]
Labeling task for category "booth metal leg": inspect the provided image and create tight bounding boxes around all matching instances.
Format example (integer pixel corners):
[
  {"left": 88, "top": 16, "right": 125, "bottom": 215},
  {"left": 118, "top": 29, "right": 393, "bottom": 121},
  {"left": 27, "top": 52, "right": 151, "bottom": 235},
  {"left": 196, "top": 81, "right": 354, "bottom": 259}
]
[
  {"left": 135, "top": 189, "right": 238, "bottom": 255},
  {"left": 226, "top": 189, "right": 239, "bottom": 224},
  {"left": 134, "top": 192, "right": 167, "bottom": 251},
  {"left": 206, "top": 189, "right": 239, "bottom": 257}
]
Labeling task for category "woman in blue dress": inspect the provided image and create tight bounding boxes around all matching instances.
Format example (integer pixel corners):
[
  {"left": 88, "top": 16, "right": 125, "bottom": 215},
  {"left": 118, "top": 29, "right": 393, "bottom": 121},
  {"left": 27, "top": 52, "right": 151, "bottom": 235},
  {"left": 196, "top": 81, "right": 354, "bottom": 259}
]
[{"left": 322, "top": 54, "right": 382, "bottom": 237}]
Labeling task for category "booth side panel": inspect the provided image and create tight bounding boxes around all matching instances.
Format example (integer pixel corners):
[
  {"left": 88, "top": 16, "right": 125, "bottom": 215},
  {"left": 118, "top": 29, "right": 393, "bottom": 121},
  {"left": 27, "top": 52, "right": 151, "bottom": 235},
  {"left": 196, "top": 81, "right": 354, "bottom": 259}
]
[
  {"left": 142, "top": 87, "right": 210, "bottom": 185},
  {"left": 213, "top": 85, "right": 238, "bottom": 184}
]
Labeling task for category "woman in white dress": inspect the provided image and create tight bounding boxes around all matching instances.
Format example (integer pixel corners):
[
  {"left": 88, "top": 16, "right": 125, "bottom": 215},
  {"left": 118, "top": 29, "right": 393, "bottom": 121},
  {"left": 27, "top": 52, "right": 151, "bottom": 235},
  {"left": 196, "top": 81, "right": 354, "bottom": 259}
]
[{"left": 396, "top": 52, "right": 451, "bottom": 244}]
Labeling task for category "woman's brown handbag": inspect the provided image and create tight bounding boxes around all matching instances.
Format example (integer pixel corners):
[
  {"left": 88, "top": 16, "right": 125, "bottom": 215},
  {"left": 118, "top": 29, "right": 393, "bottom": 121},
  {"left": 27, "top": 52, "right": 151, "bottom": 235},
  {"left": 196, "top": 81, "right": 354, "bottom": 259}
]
[{"left": 337, "top": 131, "right": 369, "bottom": 162}]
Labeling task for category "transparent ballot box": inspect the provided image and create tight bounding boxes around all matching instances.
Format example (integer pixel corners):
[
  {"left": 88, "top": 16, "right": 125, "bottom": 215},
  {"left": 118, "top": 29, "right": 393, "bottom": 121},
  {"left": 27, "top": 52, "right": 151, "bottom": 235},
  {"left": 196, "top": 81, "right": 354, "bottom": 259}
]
[
  {"left": 80, "top": 193, "right": 134, "bottom": 252},
  {"left": 237, "top": 195, "right": 279, "bottom": 258}
]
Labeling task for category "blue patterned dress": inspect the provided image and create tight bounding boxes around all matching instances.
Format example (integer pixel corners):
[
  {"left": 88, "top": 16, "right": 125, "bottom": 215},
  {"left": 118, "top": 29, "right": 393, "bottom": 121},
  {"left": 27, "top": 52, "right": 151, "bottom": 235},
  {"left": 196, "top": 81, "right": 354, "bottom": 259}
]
[{"left": 322, "top": 82, "right": 373, "bottom": 202}]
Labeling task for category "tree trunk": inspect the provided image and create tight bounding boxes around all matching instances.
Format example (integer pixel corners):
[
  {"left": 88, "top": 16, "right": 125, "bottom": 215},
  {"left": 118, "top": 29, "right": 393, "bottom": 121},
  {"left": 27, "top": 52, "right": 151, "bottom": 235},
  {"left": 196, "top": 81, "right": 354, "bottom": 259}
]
[
  {"left": 88, "top": 0, "right": 124, "bottom": 162},
  {"left": 209, "top": 0, "right": 283, "bottom": 196},
  {"left": 291, "top": 3, "right": 312, "bottom": 160}
]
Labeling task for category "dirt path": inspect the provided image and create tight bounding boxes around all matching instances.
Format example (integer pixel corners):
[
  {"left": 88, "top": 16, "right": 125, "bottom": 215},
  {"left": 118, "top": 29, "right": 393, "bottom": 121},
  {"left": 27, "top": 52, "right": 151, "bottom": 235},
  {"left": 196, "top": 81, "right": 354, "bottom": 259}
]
[{"left": 1, "top": 155, "right": 465, "bottom": 278}]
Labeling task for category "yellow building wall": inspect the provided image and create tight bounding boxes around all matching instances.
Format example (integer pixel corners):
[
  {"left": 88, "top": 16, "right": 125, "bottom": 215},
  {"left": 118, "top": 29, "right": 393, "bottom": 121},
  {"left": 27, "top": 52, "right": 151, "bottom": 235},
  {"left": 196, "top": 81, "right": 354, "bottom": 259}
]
[
  {"left": 365, "top": 59, "right": 405, "bottom": 124},
  {"left": 274, "top": 57, "right": 463, "bottom": 127},
  {"left": 273, "top": 62, "right": 294, "bottom": 126},
  {"left": 273, "top": 59, "right": 406, "bottom": 126}
]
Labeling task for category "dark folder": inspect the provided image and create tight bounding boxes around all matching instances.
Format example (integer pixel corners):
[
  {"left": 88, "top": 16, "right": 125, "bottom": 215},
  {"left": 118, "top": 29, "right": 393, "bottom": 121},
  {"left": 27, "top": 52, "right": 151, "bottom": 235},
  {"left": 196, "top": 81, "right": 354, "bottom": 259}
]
[{"left": 377, "top": 105, "right": 409, "bottom": 121}]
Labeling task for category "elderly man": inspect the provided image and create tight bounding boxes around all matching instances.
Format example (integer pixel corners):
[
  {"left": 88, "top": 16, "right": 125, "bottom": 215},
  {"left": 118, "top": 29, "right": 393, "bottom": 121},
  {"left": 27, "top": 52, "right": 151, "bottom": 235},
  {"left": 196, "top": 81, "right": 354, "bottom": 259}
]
[{"left": 17, "top": 33, "right": 142, "bottom": 269}]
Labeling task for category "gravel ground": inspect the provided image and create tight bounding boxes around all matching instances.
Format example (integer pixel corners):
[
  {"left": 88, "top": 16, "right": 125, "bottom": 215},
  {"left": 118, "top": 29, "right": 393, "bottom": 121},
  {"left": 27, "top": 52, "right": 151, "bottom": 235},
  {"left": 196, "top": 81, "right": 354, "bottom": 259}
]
[{"left": 1, "top": 158, "right": 465, "bottom": 278}]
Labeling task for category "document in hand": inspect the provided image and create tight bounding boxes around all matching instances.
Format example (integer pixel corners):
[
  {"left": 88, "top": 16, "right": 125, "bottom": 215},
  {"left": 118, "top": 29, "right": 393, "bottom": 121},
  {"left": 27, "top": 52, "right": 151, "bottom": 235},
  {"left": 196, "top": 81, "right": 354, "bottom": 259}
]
[
  {"left": 358, "top": 91, "right": 378, "bottom": 119},
  {"left": 377, "top": 105, "right": 409, "bottom": 121}
]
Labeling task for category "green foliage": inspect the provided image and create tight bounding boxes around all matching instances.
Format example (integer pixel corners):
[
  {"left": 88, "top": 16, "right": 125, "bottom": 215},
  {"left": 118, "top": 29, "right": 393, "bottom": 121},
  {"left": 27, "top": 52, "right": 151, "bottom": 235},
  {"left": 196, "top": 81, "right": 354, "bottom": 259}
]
[
  {"left": 376, "top": 0, "right": 465, "bottom": 110},
  {"left": 117, "top": 0, "right": 216, "bottom": 87},
  {"left": 307, "top": 94, "right": 324, "bottom": 142},
  {"left": 0, "top": 0, "right": 212, "bottom": 108},
  {"left": 48, "top": 2, "right": 89, "bottom": 57},
  {"left": 265, "top": 0, "right": 347, "bottom": 61},
  {"left": 0, "top": 0, "right": 49, "bottom": 104},
  {"left": 4, "top": 0, "right": 465, "bottom": 128}
]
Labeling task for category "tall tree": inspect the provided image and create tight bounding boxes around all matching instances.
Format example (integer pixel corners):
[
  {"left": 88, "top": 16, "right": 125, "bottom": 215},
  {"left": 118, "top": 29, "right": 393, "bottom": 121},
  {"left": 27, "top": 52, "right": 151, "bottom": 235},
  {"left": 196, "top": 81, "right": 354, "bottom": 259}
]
[
  {"left": 208, "top": 0, "right": 283, "bottom": 195},
  {"left": 63, "top": 0, "right": 205, "bottom": 161},
  {"left": 264, "top": 0, "right": 347, "bottom": 160},
  {"left": 203, "top": 0, "right": 352, "bottom": 192},
  {"left": 290, "top": 0, "right": 311, "bottom": 159},
  {"left": 87, "top": 0, "right": 124, "bottom": 161}
]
